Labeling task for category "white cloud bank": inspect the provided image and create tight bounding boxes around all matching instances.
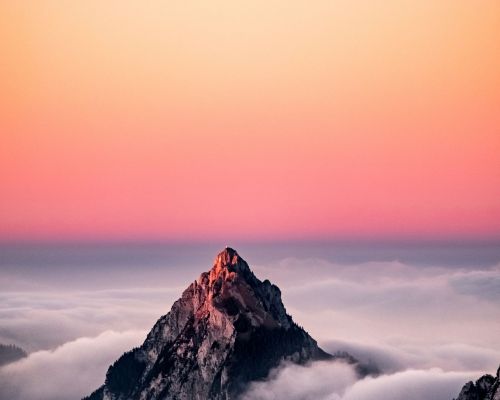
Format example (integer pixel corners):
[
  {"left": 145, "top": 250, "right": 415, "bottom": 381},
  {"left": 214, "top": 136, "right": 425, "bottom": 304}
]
[
  {"left": 0, "top": 330, "right": 145, "bottom": 400},
  {"left": 342, "top": 368, "right": 478, "bottom": 400},
  {"left": 253, "top": 258, "right": 500, "bottom": 371},
  {"left": 242, "top": 360, "right": 480, "bottom": 400},
  {"left": 0, "top": 287, "right": 179, "bottom": 351},
  {"left": 241, "top": 360, "right": 357, "bottom": 400}
]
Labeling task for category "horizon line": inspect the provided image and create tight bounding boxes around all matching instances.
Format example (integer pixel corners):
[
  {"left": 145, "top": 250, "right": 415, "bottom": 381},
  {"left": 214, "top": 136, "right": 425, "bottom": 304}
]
[{"left": 1, "top": 236, "right": 499, "bottom": 247}]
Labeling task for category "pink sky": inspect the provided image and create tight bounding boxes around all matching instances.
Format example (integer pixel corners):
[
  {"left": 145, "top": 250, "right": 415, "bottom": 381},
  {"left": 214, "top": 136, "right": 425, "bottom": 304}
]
[{"left": 1, "top": 1, "right": 499, "bottom": 241}]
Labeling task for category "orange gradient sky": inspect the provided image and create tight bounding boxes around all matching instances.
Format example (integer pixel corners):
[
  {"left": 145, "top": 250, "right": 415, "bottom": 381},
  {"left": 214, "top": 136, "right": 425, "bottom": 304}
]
[{"left": 1, "top": 1, "right": 499, "bottom": 241}]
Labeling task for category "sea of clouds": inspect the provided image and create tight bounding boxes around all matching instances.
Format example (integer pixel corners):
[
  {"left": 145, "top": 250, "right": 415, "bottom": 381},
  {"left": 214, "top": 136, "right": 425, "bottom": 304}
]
[{"left": 0, "top": 244, "right": 499, "bottom": 400}]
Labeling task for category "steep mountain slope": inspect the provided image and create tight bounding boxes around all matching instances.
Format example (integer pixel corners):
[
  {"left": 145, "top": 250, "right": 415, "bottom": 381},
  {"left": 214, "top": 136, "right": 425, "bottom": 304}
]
[
  {"left": 85, "top": 248, "right": 358, "bottom": 400},
  {"left": 454, "top": 366, "right": 500, "bottom": 400}
]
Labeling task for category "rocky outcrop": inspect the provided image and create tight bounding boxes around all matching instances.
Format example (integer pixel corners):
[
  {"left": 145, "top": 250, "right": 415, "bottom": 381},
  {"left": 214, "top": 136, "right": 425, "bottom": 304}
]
[
  {"left": 454, "top": 366, "right": 500, "bottom": 400},
  {"left": 84, "top": 248, "right": 350, "bottom": 400},
  {"left": 0, "top": 344, "right": 27, "bottom": 367}
]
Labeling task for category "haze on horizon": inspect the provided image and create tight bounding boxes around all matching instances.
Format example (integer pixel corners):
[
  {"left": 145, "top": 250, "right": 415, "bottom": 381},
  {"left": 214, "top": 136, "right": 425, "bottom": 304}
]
[{"left": 1, "top": 0, "right": 500, "bottom": 242}]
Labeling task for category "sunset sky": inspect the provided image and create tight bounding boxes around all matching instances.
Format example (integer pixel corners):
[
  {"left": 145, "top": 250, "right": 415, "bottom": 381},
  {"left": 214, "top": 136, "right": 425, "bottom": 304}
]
[{"left": 1, "top": 0, "right": 499, "bottom": 241}]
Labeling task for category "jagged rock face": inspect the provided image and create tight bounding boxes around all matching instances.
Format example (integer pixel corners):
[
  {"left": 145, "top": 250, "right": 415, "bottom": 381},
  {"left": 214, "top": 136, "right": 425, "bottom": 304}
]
[
  {"left": 454, "top": 366, "right": 500, "bottom": 400},
  {"left": 85, "top": 248, "right": 331, "bottom": 400}
]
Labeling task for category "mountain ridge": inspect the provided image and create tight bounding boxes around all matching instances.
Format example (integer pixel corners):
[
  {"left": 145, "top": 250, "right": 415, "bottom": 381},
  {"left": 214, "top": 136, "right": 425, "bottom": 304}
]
[{"left": 84, "top": 248, "right": 369, "bottom": 400}]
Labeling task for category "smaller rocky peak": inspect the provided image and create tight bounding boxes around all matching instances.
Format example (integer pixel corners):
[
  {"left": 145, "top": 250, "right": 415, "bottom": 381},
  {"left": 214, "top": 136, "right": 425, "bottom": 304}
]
[{"left": 453, "top": 364, "right": 500, "bottom": 400}]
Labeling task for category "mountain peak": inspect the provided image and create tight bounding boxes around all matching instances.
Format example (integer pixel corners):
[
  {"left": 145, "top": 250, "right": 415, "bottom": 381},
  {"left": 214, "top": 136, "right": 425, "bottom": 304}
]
[
  {"left": 212, "top": 247, "right": 247, "bottom": 273},
  {"left": 84, "top": 249, "right": 337, "bottom": 400},
  {"left": 218, "top": 246, "right": 238, "bottom": 261},
  {"left": 202, "top": 248, "right": 284, "bottom": 327}
]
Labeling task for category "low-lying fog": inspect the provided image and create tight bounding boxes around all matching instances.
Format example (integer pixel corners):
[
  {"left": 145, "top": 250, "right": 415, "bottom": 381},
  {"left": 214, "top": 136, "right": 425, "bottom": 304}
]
[{"left": 1, "top": 242, "right": 499, "bottom": 400}]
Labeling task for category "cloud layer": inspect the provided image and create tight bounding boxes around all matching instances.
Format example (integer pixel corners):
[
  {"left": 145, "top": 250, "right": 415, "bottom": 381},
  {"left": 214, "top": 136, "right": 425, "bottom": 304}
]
[
  {"left": 242, "top": 360, "right": 479, "bottom": 400},
  {"left": 0, "top": 330, "right": 145, "bottom": 400},
  {"left": 0, "top": 288, "right": 179, "bottom": 351},
  {"left": 1, "top": 247, "right": 499, "bottom": 400},
  {"left": 253, "top": 257, "right": 500, "bottom": 370}
]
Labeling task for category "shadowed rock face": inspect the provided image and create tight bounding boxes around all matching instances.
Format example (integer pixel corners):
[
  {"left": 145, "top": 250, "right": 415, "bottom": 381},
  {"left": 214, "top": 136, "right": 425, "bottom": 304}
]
[
  {"left": 454, "top": 366, "right": 500, "bottom": 400},
  {"left": 84, "top": 248, "right": 334, "bottom": 400}
]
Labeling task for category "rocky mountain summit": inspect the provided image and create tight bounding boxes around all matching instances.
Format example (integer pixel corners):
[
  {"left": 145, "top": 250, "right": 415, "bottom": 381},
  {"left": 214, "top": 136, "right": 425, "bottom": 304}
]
[
  {"left": 85, "top": 248, "right": 366, "bottom": 400},
  {"left": 454, "top": 366, "right": 500, "bottom": 400}
]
